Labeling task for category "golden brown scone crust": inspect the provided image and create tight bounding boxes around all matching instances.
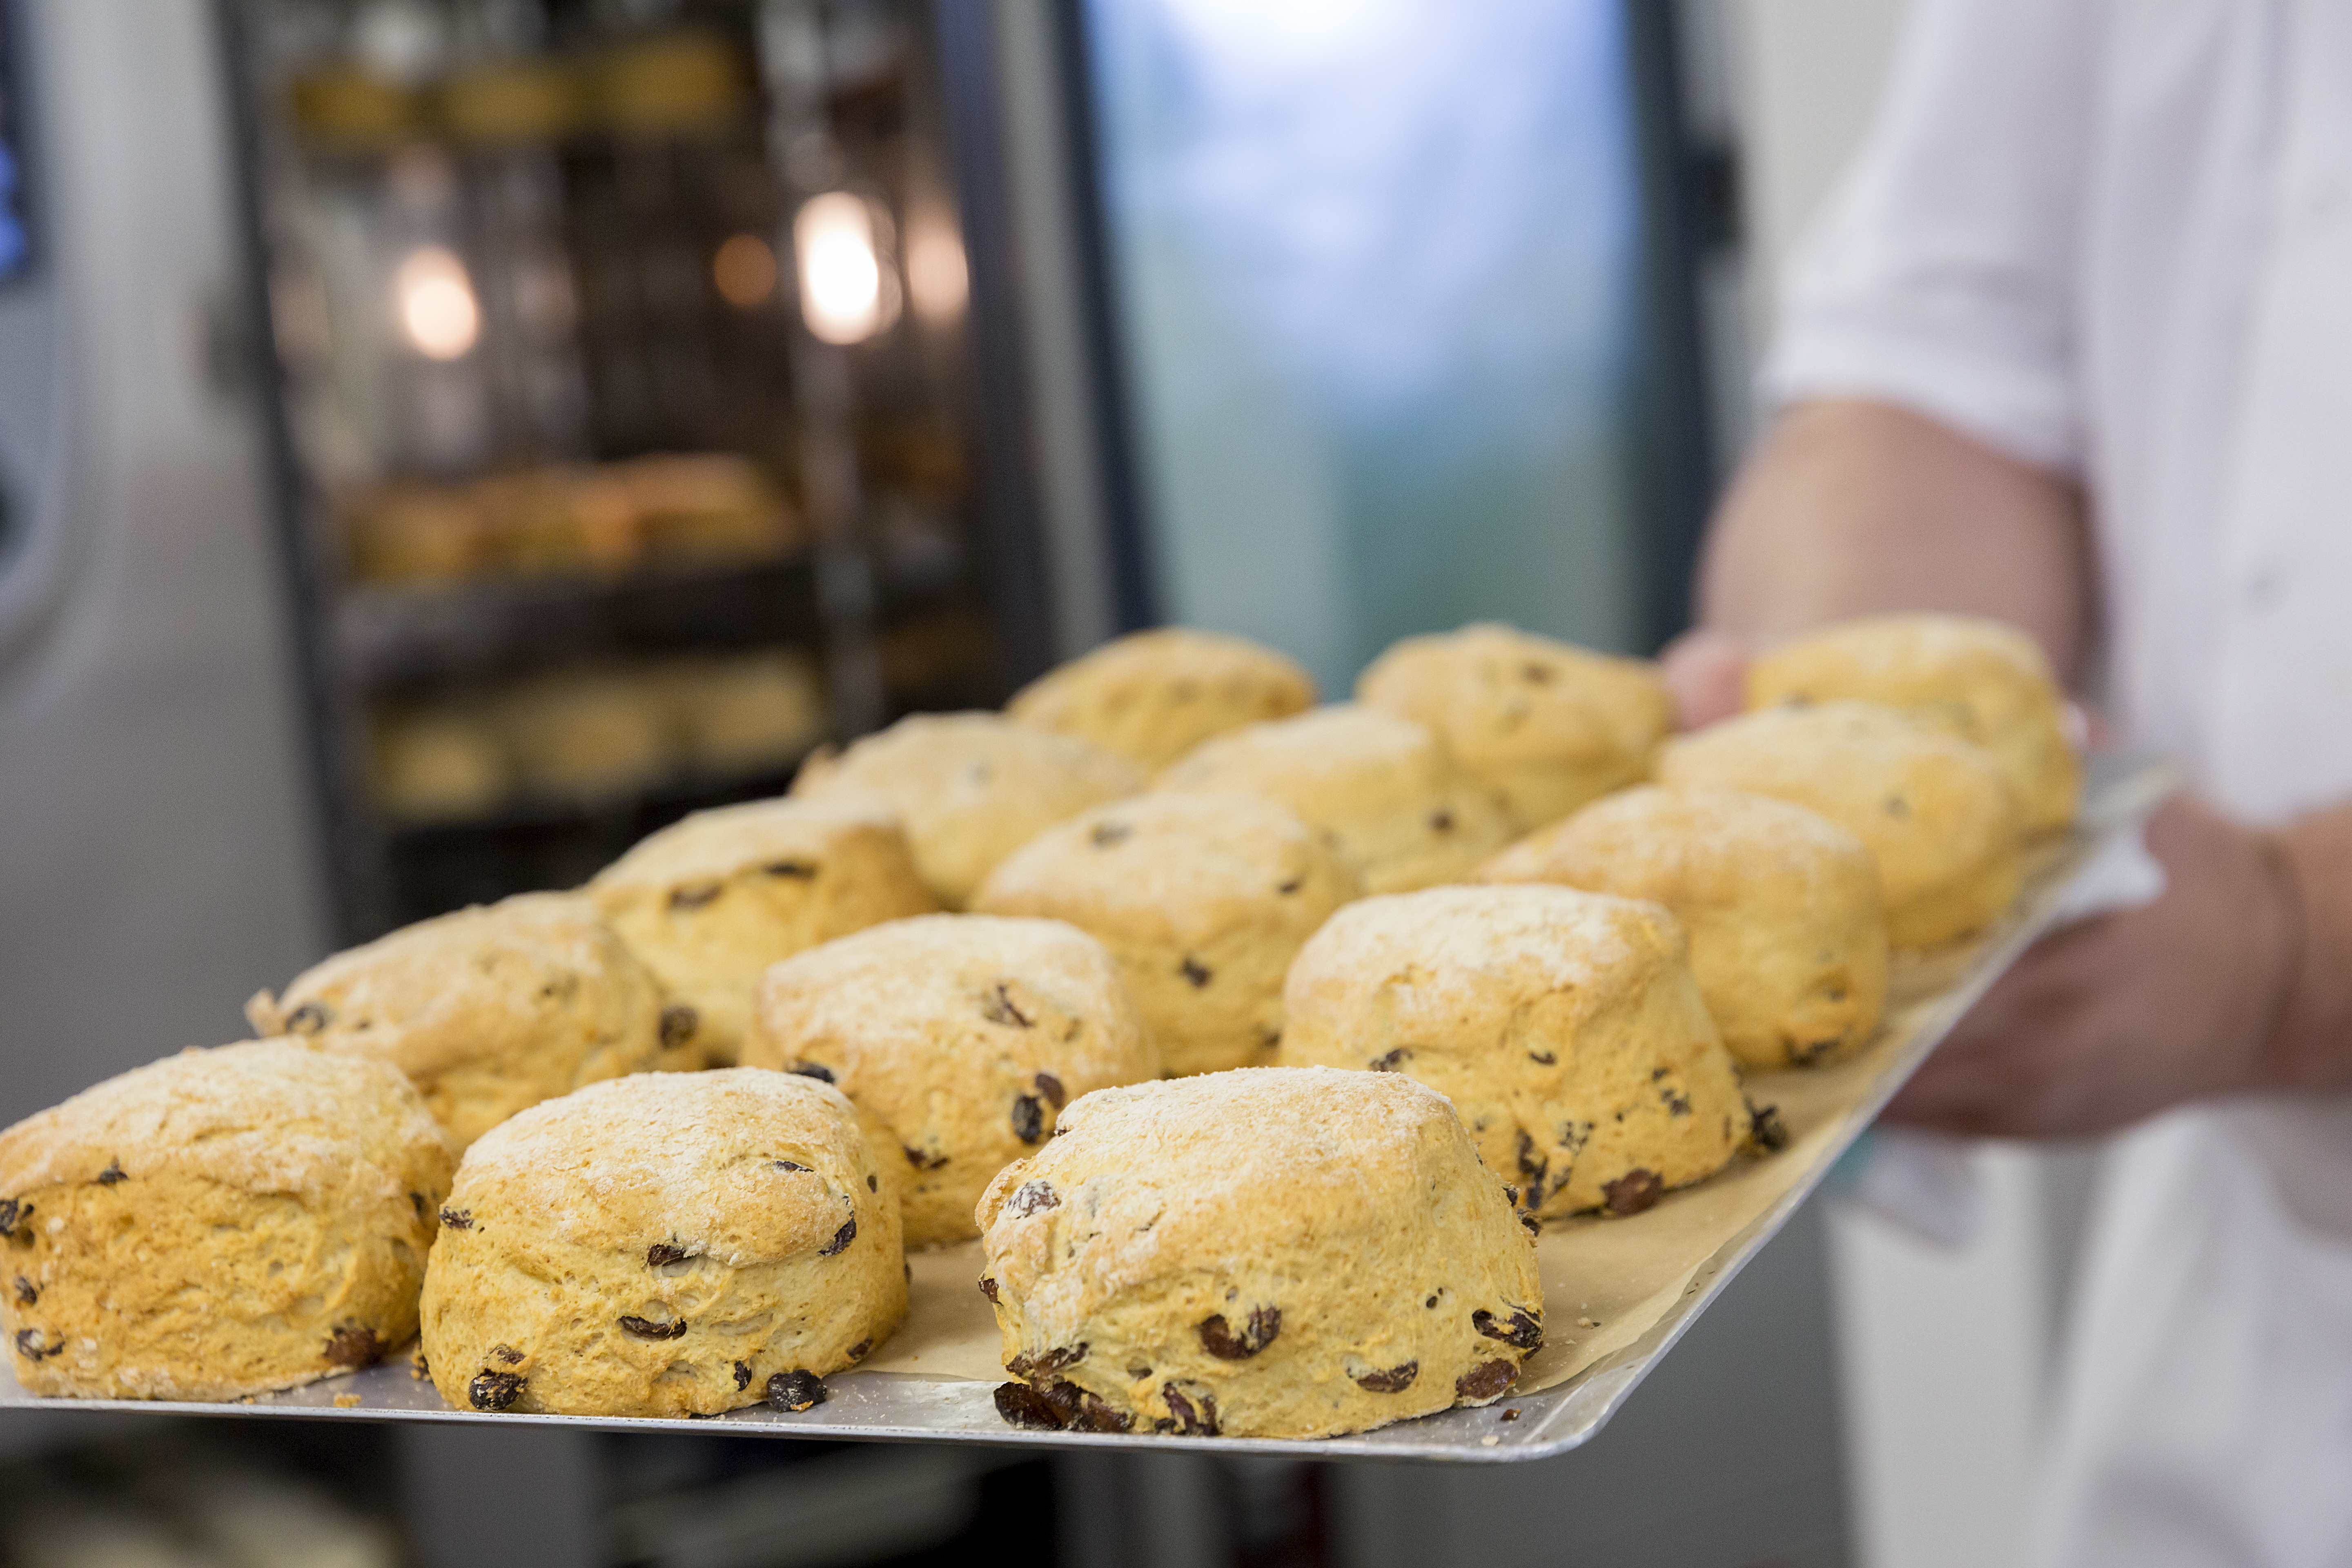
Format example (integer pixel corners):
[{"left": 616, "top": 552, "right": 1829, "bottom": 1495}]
[
  {"left": 970, "top": 793, "right": 1362, "bottom": 1076},
  {"left": 1655, "top": 702, "right": 2024, "bottom": 949},
  {"left": 1006, "top": 628, "right": 1316, "bottom": 769},
  {"left": 1745, "top": 613, "right": 2080, "bottom": 835},
  {"left": 1277, "top": 885, "right": 1748, "bottom": 1219},
  {"left": 0, "top": 1040, "right": 451, "bottom": 1401},
  {"left": 418, "top": 1069, "right": 904, "bottom": 1418},
  {"left": 1477, "top": 787, "right": 1889, "bottom": 1069},
  {"left": 791, "top": 713, "right": 1145, "bottom": 908},
  {"left": 743, "top": 914, "right": 1158, "bottom": 1247},
  {"left": 1152, "top": 706, "right": 1510, "bottom": 894},
  {"left": 977, "top": 1067, "right": 1541, "bottom": 1439},
  {"left": 589, "top": 797, "right": 937, "bottom": 1065},
  {"left": 1357, "top": 623, "right": 1673, "bottom": 831},
  {"left": 245, "top": 892, "right": 686, "bottom": 1152}
]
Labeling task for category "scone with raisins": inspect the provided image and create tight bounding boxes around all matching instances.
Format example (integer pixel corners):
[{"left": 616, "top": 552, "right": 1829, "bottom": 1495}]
[
  {"left": 743, "top": 915, "right": 1158, "bottom": 1247},
  {"left": 979, "top": 1067, "right": 1541, "bottom": 1439},
  {"left": 971, "top": 792, "right": 1361, "bottom": 1075},
  {"left": 1007, "top": 627, "right": 1316, "bottom": 769},
  {"left": 1, "top": 1039, "right": 450, "bottom": 1400},
  {"left": 419, "top": 1069, "right": 904, "bottom": 1419}
]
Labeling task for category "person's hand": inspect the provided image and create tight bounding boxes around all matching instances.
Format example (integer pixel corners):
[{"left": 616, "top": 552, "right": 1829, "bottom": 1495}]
[
  {"left": 1658, "top": 628, "right": 1749, "bottom": 731},
  {"left": 1884, "top": 795, "right": 2301, "bottom": 1137}
]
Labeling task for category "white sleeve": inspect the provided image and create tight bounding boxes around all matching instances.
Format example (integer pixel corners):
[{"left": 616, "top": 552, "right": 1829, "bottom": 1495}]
[{"left": 1762, "top": 0, "right": 2100, "bottom": 474}]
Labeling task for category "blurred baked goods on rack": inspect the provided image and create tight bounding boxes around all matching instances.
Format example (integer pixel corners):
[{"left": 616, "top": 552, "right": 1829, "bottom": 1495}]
[
  {"left": 1357, "top": 622, "right": 1673, "bottom": 832},
  {"left": 973, "top": 791, "right": 1361, "bottom": 1076},
  {"left": 662, "top": 650, "right": 828, "bottom": 778},
  {"left": 497, "top": 667, "right": 676, "bottom": 805},
  {"left": 418, "top": 1069, "right": 903, "bottom": 1419},
  {"left": 791, "top": 713, "right": 1144, "bottom": 909},
  {"left": 1007, "top": 627, "right": 1316, "bottom": 770},
  {"left": 1656, "top": 701, "right": 2023, "bottom": 949},
  {"left": 245, "top": 891, "right": 688, "bottom": 1149},
  {"left": 744, "top": 914, "right": 1158, "bottom": 1247},
  {"left": 978, "top": 1067, "right": 1542, "bottom": 1439},
  {"left": 1745, "top": 613, "right": 2080, "bottom": 836},
  {"left": 1478, "top": 787, "right": 1889, "bottom": 1069},
  {"left": 589, "top": 797, "right": 935, "bottom": 1065},
  {"left": 0, "top": 1039, "right": 450, "bottom": 1401},
  {"left": 1278, "top": 884, "right": 1751, "bottom": 1221},
  {"left": 370, "top": 703, "right": 510, "bottom": 823},
  {"left": 1153, "top": 705, "right": 1510, "bottom": 894}
]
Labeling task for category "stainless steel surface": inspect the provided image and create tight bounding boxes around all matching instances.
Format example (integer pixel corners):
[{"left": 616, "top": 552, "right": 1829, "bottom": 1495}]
[{"left": 0, "top": 753, "right": 2175, "bottom": 1463}]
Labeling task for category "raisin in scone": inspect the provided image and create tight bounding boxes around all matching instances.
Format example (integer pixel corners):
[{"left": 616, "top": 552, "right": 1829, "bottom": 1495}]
[
  {"left": 0, "top": 1040, "right": 450, "bottom": 1401},
  {"left": 791, "top": 713, "right": 1145, "bottom": 908},
  {"left": 1277, "top": 885, "right": 1749, "bottom": 1220},
  {"left": 971, "top": 793, "right": 1362, "bottom": 1076},
  {"left": 1746, "top": 613, "right": 2080, "bottom": 835},
  {"left": 743, "top": 915, "right": 1159, "bottom": 1247},
  {"left": 1153, "top": 706, "right": 1510, "bottom": 895},
  {"left": 245, "top": 892, "right": 687, "bottom": 1152},
  {"left": 419, "top": 1070, "right": 904, "bottom": 1419},
  {"left": 589, "top": 797, "right": 936, "bottom": 1065},
  {"left": 1357, "top": 623, "right": 1673, "bottom": 831},
  {"left": 1655, "top": 702, "right": 2023, "bottom": 949},
  {"left": 1478, "top": 787, "right": 1889, "bottom": 1069},
  {"left": 1006, "top": 628, "right": 1316, "bottom": 769},
  {"left": 978, "top": 1067, "right": 1541, "bottom": 1440}
]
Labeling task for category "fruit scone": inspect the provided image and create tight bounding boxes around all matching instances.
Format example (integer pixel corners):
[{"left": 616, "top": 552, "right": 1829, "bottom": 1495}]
[
  {"left": 978, "top": 1067, "right": 1543, "bottom": 1440},
  {"left": 1278, "top": 884, "right": 1754, "bottom": 1221},
  {"left": 744, "top": 914, "right": 1160, "bottom": 1248},
  {"left": 419, "top": 1069, "right": 904, "bottom": 1419},
  {"left": 0, "top": 1039, "right": 450, "bottom": 1400},
  {"left": 1006, "top": 627, "right": 1317, "bottom": 770}
]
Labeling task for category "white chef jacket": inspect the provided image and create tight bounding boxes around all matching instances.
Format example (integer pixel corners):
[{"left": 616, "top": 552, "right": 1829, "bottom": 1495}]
[{"left": 1766, "top": 2, "right": 2352, "bottom": 1563}]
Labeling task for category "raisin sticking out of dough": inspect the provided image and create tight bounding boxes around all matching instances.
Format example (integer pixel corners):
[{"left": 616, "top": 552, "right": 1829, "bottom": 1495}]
[
  {"left": 408, "top": 1191, "right": 428, "bottom": 1221},
  {"left": 1006, "top": 1180, "right": 1060, "bottom": 1218},
  {"left": 773, "top": 1160, "right": 809, "bottom": 1172},
  {"left": 658, "top": 1005, "right": 698, "bottom": 1050},
  {"left": 1197, "top": 1307, "right": 1281, "bottom": 1360},
  {"left": 94, "top": 1160, "right": 126, "bottom": 1186},
  {"left": 1430, "top": 810, "right": 1456, "bottom": 833},
  {"left": 1472, "top": 1309, "right": 1543, "bottom": 1350},
  {"left": 1500, "top": 1408, "right": 1522, "bottom": 1422},
  {"left": 1526, "top": 1049, "right": 1557, "bottom": 1065},
  {"left": 0, "top": 1199, "right": 24, "bottom": 1238},
  {"left": 1041, "top": 1380, "right": 1132, "bottom": 1432},
  {"left": 1455, "top": 1361, "right": 1517, "bottom": 1402},
  {"left": 1602, "top": 1168, "right": 1664, "bottom": 1216},
  {"left": 1162, "top": 1383, "right": 1220, "bottom": 1436},
  {"left": 764, "top": 860, "right": 817, "bottom": 880},
  {"left": 469, "top": 1370, "right": 526, "bottom": 1411},
  {"left": 618, "top": 1315, "right": 688, "bottom": 1340},
  {"left": 1514, "top": 1131, "right": 1547, "bottom": 1194},
  {"left": 1178, "top": 956, "right": 1213, "bottom": 988},
  {"left": 1659, "top": 1084, "right": 1693, "bottom": 1116},
  {"left": 1011, "top": 1095, "right": 1047, "bottom": 1144},
  {"left": 324, "top": 1325, "right": 383, "bottom": 1368},
  {"left": 978, "top": 1277, "right": 1000, "bottom": 1303},
  {"left": 1089, "top": 821, "right": 1132, "bottom": 849},
  {"left": 647, "top": 1242, "right": 690, "bottom": 1268},
  {"left": 767, "top": 1370, "right": 826, "bottom": 1412},
  {"left": 1746, "top": 1100, "right": 1789, "bottom": 1152},
  {"left": 846, "top": 1339, "right": 872, "bottom": 1361},
  {"left": 1276, "top": 876, "right": 1304, "bottom": 895},
  {"left": 492, "top": 1343, "right": 525, "bottom": 1365},
  {"left": 283, "top": 1001, "right": 333, "bottom": 1034},
  {"left": 1368, "top": 1049, "right": 1410, "bottom": 1072},
  {"left": 439, "top": 1208, "right": 474, "bottom": 1231},
  {"left": 1008, "top": 1344, "right": 1087, "bottom": 1380},
  {"left": 1353, "top": 1361, "right": 1419, "bottom": 1393},
  {"left": 1521, "top": 662, "right": 1554, "bottom": 685},
  {"left": 1034, "top": 1072, "right": 1067, "bottom": 1109},
  {"left": 12, "top": 1277, "right": 33, "bottom": 1306},
  {"left": 994, "top": 1381, "right": 1067, "bottom": 1429},
  {"left": 904, "top": 1145, "right": 949, "bottom": 1172},
  {"left": 787, "top": 1063, "right": 834, "bottom": 1084},
  {"left": 668, "top": 882, "right": 723, "bottom": 910},
  {"left": 866, "top": 1173, "right": 878, "bottom": 1192},
  {"left": 1520, "top": 1213, "right": 1542, "bottom": 1237},
  {"left": 819, "top": 1216, "right": 857, "bottom": 1256},
  {"left": 15, "top": 1328, "right": 62, "bottom": 1361},
  {"left": 734, "top": 1361, "right": 753, "bottom": 1390},
  {"left": 981, "top": 984, "right": 1036, "bottom": 1029}
]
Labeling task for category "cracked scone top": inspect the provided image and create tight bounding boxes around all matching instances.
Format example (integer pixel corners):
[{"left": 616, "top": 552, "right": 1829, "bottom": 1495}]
[
  {"left": 0, "top": 1039, "right": 451, "bottom": 1401},
  {"left": 246, "top": 891, "right": 686, "bottom": 1151},
  {"left": 1152, "top": 705, "right": 1511, "bottom": 895},
  {"left": 1655, "top": 702, "right": 2024, "bottom": 949},
  {"left": 978, "top": 1067, "right": 1543, "bottom": 1440},
  {"left": 971, "top": 792, "right": 1363, "bottom": 1076},
  {"left": 743, "top": 914, "right": 1159, "bottom": 1247},
  {"left": 1277, "top": 884, "right": 1749, "bottom": 1220},
  {"left": 1745, "top": 613, "right": 2080, "bottom": 835},
  {"left": 589, "top": 796, "right": 937, "bottom": 1065},
  {"left": 1356, "top": 623, "right": 1675, "bottom": 832},
  {"left": 1478, "top": 787, "right": 1890, "bottom": 1069},
  {"left": 418, "top": 1069, "right": 904, "bottom": 1419},
  {"left": 1006, "top": 627, "right": 1317, "bottom": 769}
]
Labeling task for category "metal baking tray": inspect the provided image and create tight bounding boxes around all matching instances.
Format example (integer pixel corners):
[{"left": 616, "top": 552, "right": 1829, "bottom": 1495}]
[{"left": 1, "top": 754, "right": 2176, "bottom": 1463}]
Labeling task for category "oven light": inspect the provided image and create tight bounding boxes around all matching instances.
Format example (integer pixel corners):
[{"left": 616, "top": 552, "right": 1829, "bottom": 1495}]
[
  {"left": 906, "top": 215, "right": 968, "bottom": 324},
  {"left": 795, "top": 192, "right": 896, "bottom": 345},
  {"left": 395, "top": 245, "right": 480, "bottom": 361}
]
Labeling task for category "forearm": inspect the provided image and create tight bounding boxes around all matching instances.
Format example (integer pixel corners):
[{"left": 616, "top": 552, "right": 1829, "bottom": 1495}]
[
  {"left": 2262, "top": 804, "right": 2352, "bottom": 1093},
  {"left": 1696, "top": 399, "right": 2097, "bottom": 686}
]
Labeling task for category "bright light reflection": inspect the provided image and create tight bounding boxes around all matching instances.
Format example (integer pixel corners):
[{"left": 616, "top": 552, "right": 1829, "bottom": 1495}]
[
  {"left": 906, "top": 214, "right": 969, "bottom": 324},
  {"left": 395, "top": 245, "right": 480, "bottom": 360},
  {"left": 795, "top": 192, "right": 895, "bottom": 344}
]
